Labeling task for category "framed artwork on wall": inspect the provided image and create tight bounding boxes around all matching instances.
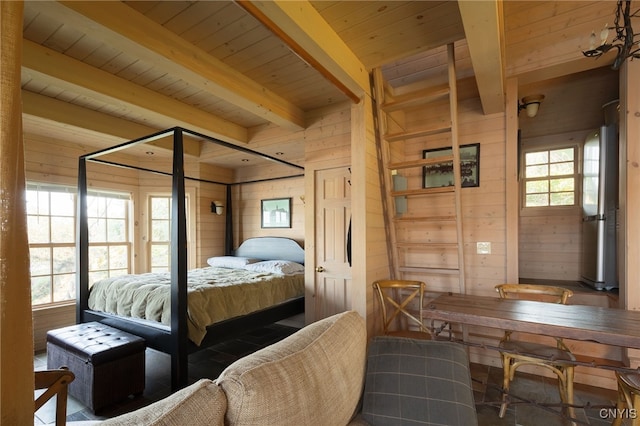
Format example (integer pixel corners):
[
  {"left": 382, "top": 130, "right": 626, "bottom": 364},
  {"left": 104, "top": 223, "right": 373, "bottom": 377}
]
[
  {"left": 261, "top": 197, "right": 292, "bottom": 228},
  {"left": 423, "top": 143, "right": 480, "bottom": 189}
]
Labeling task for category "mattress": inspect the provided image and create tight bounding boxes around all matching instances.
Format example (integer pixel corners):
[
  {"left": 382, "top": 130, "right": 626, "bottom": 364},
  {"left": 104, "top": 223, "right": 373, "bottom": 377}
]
[{"left": 88, "top": 266, "right": 304, "bottom": 345}]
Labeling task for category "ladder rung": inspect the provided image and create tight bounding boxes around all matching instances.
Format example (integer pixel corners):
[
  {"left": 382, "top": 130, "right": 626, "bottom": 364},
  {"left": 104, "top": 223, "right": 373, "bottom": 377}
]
[
  {"left": 373, "top": 43, "right": 465, "bottom": 294},
  {"left": 389, "top": 155, "right": 454, "bottom": 170},
  {"left": 394, "top": 215, "right": 456, "bottom": 222},
  {"left": 381, "top": 84, "right": 450, "bottom": 112},
  {"left": 399, "top": 266, "right": 460, "bottom": 275},
  {"left": 384, "top": 126, "right": 451, "bottom": 142},
  {"left": 391, "top": 187, "right": 455, "bottom": 197}
]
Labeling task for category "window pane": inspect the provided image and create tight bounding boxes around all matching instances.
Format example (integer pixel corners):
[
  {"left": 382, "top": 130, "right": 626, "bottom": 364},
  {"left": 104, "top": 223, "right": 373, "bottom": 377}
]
[
  {"left": 89, "top": 271, "right": 108, "bottom": 286},
  {"left": 550, "top": 178, "right": 574, "bottom": 192},
  {"left": 550, "top": 162, "right": 574, "bottom": 176},
  {"left": 550, "top": 148, "right": 574, "bottom": 163},
  {"left": 28, "top": 216, "right": 50, "bottom": 244},
  {"left": 30, "top": 247, "right": 51, "bottom": 275},
  {"left": 151, "top": 244, "right": 169, "bottom": 267},
  {"left": 525, "top": 151, "right": 548, "bottom": 165},
  {"left": 107, "top": 218, "right": 126, "bottom": 242},
  {"left": 551, "top": 192, "right": 575, "bottom": 206},
  {"left": 88, "top": 218, "right": 107, "bottom": 242},
  {"left": 31, "top": 276, "right": 51, "bottom": 305},
  {"left": 151, "top": 197, "right": 170, "bottom": 219},
  {"left": 526, "top": 164, "right": 548, "bottom": 178},
  {"left": 50, "top": 216, "right": 74, "bottom": 243},
  {"left": 89, "top": 246, "right": 108, "bottom": 271},
  {"left": 50, "top": 192, "right": 74, "bottom": 216},
  {"left": 26, "top": 190, "right": 48, "bottom": 215},
  {"left": 152, "top": 220, "right": 170, "bottom": 242},
  {"left": 526, "top": 180, "right": 548, "bottom": 193},
  {"left": 86, "top": 196, "right": 106, "bottom": 218},
  {"left": 53, "top": 274, "right": 75, "bottom": 302},
  {"left": 109, "top": 245, "right": 128, "bottom": 270},
  {"left": 526, "top": 193, "right": 549, "bottom": 207},
  {"left": 52, "top": 247, "right": 75, "bottom": 274},
  {"left": 107, "top": 198, "right": 126, "bottom": 219}
]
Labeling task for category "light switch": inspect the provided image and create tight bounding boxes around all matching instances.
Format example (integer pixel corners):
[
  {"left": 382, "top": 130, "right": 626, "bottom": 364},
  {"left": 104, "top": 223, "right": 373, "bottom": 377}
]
[{"left": 477, "top": 242, "right": 491, "bottom": 254}]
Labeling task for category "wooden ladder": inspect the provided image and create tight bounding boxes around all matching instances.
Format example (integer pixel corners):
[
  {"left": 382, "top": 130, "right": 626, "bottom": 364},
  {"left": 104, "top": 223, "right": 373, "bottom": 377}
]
[{"left": 372, "top": 43, "right": 466, "bottom": 295}]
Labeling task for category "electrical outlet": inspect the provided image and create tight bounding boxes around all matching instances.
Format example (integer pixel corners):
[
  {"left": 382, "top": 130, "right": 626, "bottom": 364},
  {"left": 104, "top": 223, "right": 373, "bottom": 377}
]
[{"left": 477, "top": 242, "right": 491, "bottom": 254}]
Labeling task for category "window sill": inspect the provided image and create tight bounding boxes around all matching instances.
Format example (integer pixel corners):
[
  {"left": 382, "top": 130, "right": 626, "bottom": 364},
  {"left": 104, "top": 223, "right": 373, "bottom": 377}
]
[{"left": 32, "top": 301, "right": 75, "bottom": 312}]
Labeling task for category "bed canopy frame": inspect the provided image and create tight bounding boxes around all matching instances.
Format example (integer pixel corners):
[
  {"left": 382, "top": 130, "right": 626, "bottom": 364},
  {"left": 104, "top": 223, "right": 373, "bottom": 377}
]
[{"left": 76, "top": 127, "right": 304, "bottom": 389}]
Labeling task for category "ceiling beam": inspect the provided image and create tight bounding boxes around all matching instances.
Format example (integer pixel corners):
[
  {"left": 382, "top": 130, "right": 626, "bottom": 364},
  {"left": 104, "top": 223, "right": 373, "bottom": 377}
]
[
  {"left": 458, "top": 0, "right": 505, "bottom": 114},
  {"left": 237, "top": 0, "right": 370, "bottom": 102},
  {"left": 45, "top": 1, "right": 305, "bottom": 131},
  {"left": 22, "top": 40, "right": 247, "bottom": 145},
  {"left": 22, "top": 91, "right": 202, "bottom": 157}
]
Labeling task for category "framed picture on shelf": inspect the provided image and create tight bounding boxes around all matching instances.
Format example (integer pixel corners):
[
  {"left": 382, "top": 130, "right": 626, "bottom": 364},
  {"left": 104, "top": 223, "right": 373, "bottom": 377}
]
[
  {"left": 423, "top": 143, "right": 480, "bottom": 189},
  {"left": 261, "top": 197, "right": 292, "bottom": 228}
]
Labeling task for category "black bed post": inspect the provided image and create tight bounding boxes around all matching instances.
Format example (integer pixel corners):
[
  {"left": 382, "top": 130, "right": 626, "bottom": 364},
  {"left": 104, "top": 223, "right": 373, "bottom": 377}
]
[
  {"left": 171, "top": 128, "right": 188, "bottom": 390},
  {"left": 76, "top": 157, "right": 89, "bottom": 324},
  {"left": 225, "top": 184, "right": 233, "bottom": 255}
]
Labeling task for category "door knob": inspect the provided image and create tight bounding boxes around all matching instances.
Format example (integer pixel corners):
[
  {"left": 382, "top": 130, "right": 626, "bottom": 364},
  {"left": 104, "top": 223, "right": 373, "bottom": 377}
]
[{"left": 315, "top": 266, "right": 325, "bottom": 272}]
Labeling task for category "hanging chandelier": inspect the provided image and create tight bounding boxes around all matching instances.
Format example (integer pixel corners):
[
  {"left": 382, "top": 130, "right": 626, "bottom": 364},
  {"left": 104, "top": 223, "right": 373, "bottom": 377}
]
[{"left": 582, "top": 0, "right": 640, "bottom": 70}]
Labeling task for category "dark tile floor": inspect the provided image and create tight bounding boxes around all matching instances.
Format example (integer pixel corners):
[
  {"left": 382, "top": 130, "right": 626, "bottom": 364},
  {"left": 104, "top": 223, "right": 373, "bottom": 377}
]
[
  {"left": 471, "top": 363, "right": 619, "bottom": 426},
  {"left": 35, "top": 317, "right": 621, "bottom": 426}
]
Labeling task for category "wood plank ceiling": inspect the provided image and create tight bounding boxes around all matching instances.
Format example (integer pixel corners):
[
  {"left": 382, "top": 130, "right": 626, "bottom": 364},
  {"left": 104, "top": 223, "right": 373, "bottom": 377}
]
[{"left": 20, "top": 1, "right": 616, "bottom": 169}]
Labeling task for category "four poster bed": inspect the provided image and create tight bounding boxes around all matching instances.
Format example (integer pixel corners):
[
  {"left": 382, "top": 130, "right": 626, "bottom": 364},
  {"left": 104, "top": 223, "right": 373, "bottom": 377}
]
[{"left": 76, "top": 127, "right": 305, "bottom": 389}]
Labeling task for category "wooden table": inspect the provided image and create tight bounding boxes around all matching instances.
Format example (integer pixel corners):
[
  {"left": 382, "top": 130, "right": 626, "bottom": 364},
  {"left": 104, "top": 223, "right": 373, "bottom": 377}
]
[{"left": 424, "top": 293, "right": 640, "bottom": 350}]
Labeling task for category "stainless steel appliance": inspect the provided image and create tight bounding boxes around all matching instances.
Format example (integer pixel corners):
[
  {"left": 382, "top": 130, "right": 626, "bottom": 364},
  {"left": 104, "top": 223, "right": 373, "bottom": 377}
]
[{"left": 581, "top": 100, "right": 619, "bottom": 290}]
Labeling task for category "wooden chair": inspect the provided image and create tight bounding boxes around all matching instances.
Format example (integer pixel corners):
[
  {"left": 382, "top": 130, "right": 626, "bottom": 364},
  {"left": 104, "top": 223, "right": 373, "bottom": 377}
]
[
  {"left": 495, "top": 284, "right": 576, "bottom": 422},
  {"left": 35, "top": 367, "right": 75, "bottom": 426},
  {"left": 613, "top": 371, "right": 640, "bottom": 426},
  {"left": 372, "top": 280, "right": 431, "bottom": 339}
]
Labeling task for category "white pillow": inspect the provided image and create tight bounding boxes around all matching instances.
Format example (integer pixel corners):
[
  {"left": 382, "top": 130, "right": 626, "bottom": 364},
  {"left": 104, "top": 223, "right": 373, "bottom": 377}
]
[
  {"left": 244, "top": 260, "right": 305, "bottom": 275},
  {"left": 207, "top": 256, "right": 259, "bottom": 269}
]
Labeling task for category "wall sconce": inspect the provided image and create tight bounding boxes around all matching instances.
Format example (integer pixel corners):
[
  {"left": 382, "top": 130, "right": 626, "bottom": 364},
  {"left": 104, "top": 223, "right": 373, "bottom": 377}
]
[
  {"left": 211, "top": 201, "right": 224, "bottom": 215},
  {"left": 518, "top": 94, "right": 545, "bottom": 118}
]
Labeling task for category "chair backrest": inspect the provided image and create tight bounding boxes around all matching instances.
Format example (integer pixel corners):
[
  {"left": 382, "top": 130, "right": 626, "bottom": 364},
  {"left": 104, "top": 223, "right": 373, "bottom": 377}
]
[
  {"left": 373, "top": 280, "right": 428, "bottom": 334},
  {"left": 35, "top": 367, "right": 75, "bottom": 426},
  {"left": 495, "top": 283, "right": 573, "bottom": 347},
  {"left": 495, "top": 283, "right": 573, "bottom": 304}
]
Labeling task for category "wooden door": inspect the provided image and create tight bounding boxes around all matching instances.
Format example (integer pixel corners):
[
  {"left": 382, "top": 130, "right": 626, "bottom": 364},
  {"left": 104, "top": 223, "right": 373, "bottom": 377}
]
[{"left": 313, "top": 167, "right": 352, "bottom": 320}]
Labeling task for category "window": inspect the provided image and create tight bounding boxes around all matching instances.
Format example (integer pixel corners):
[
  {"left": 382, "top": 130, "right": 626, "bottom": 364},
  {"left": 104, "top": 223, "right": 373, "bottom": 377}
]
[
  {"left": 149, "top": 195, "right": 171, "bottom": 272},
  {"left": 27, "top": 185, "right": 76, "bottom": 305},
  {"left": 86, "top": 192, "right": 131, "bottom": 285},
  {"left": 27, "top": 184, "right": 132, "bottom": 306},
  {"left": 145, "top": 192, "right": 195, "bottom": 273},
  {"left": 523, "top": 147, "right": 577, "bottom": 207}
]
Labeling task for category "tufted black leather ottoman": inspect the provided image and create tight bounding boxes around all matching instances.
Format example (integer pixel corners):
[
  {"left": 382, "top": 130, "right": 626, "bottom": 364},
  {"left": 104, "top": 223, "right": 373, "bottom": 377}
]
[{"left": 46, "top": 322, "right": 146, "bottom": 413}]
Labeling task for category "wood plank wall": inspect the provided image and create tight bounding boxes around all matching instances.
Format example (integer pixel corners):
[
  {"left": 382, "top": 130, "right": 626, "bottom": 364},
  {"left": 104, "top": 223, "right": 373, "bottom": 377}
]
[
  {"left": 519, "top": 131, "right": 587, "bottom": 281},
  {"left": 303, "top": 103, "right": 353, "bottom": 322},
  {"left": 197, "top": 163, "right": 233, "bottom": 265},
  {"left": 352, "top": 95, "right": 391, "bottom": 333},
  {"left": 397, "top": 96, "right": 507, "bottom": 296}
]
